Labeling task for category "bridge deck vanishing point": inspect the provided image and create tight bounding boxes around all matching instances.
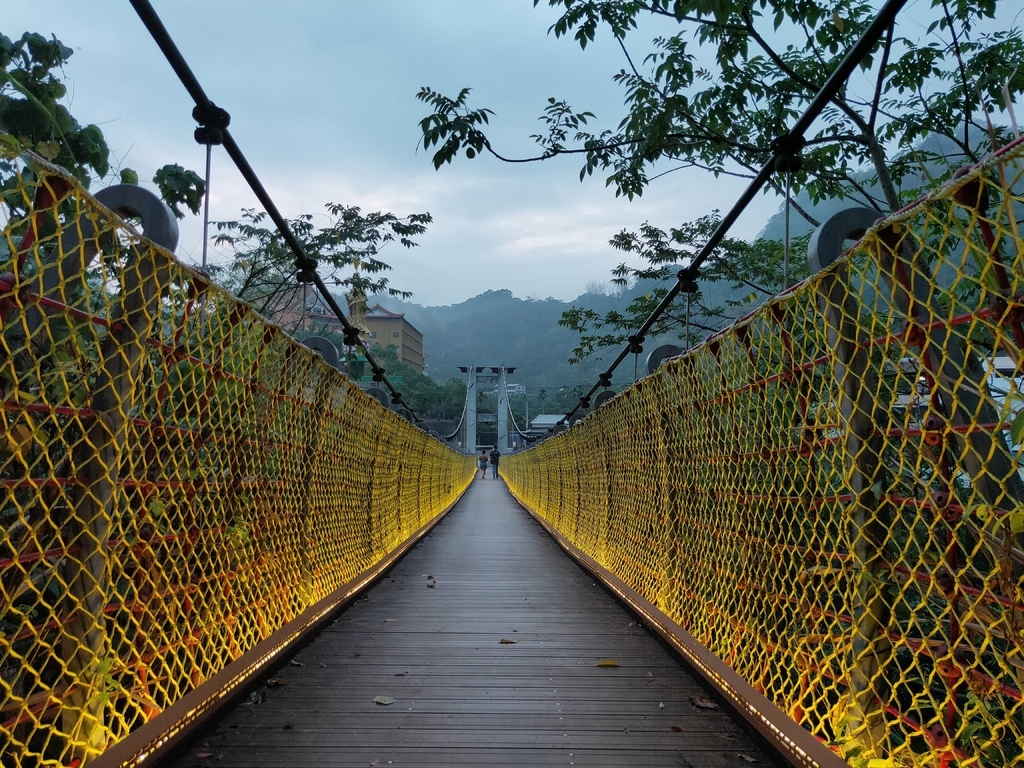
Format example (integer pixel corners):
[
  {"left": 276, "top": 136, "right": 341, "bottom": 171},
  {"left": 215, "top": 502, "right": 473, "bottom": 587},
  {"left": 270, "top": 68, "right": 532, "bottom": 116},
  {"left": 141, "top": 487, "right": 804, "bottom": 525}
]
[{"left": 162, "top": 477, "right": 776, "bottom": 768}]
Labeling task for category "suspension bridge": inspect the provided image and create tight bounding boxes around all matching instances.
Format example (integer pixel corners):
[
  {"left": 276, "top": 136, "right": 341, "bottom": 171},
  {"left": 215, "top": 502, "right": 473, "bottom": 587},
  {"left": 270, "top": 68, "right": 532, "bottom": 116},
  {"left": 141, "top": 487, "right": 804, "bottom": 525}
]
[
  {"left": 5, "top": 124, "right": 1024, "bottom": 768},
  {"left": 4, "top": 0, "right": 1024, "bottom": 765}
]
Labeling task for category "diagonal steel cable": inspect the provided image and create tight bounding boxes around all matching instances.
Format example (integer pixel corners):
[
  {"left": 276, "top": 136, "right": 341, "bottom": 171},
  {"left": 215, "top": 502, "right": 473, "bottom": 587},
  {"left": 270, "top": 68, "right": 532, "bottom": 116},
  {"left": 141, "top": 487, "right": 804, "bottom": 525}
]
[
  {"left": 128, "top": 0, "right": 421, "bottom": 423},
  {"left": 554, "top": 0, "right": 907, "bottom": 432}
]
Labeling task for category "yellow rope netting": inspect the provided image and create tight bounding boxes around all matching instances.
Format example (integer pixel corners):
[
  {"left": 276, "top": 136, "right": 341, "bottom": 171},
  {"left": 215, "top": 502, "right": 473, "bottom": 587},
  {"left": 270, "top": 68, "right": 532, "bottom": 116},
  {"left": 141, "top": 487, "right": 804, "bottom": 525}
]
[
  {"left": 505, "top": 141, "right": 1024, "bottom": 768},
  {"left": 0, "top": 150, "right": 475, "bottom": 765}
]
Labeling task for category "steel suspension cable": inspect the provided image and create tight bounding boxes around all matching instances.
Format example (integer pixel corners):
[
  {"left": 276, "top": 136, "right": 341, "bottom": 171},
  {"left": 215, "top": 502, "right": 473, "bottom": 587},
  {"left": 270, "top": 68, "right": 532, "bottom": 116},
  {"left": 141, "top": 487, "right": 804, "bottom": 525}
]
[
  {"left": 128, "top": 0, "right": 421, "bottom": 422},
  {"left": 553, "top": 0, "right": 908, "bottom": 432}
]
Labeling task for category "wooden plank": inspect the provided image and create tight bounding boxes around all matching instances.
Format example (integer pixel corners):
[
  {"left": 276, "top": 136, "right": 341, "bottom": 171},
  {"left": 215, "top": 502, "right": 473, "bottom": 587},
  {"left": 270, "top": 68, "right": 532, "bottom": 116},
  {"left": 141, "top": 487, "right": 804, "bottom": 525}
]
[{"left": 163, "top": 478, "right": 777, "bottom": 768}]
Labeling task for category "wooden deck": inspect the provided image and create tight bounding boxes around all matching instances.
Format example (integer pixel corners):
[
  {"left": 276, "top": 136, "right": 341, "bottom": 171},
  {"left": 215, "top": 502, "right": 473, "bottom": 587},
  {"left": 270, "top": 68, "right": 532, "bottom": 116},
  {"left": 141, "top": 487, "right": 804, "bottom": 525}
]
[{"left": 164, "top": 477, "right": 776, "bottom": 767}]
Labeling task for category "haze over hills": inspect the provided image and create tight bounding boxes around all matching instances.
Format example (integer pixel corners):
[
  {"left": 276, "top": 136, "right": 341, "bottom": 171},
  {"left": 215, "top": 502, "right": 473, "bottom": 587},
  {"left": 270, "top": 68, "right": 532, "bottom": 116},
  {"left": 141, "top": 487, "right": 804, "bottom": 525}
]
[
  {"left": 372, "top": 278, "right": 742, "bottom": 390},
  {"left": 374, "top": 132, "right": 1007, "bottom": 389},
  {"left": 375, "top": 289, "right": 638, "bottom": 389}
]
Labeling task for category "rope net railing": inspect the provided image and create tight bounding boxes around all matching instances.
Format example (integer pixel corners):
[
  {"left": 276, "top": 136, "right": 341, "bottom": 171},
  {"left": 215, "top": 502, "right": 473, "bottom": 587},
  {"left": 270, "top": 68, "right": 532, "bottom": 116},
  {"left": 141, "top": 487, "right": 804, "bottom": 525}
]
[
  {"left": 504, "top": 140, "right": 1024, "bottom": 768},
  {"left": 0, "top": 150, "right": 475, "bottom": 766}
]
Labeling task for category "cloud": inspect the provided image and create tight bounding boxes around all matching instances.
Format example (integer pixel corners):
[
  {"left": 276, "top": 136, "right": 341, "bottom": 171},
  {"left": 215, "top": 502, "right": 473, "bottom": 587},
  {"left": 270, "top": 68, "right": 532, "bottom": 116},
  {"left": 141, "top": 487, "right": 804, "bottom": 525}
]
[{"left": 6, "top": 0, "right": 783, "bottom": 308}]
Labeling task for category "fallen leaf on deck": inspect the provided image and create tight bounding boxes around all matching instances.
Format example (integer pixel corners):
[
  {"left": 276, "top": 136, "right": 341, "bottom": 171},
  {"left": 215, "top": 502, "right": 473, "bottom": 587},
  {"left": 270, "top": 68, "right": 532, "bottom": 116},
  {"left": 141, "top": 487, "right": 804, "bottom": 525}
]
[
  {"left": 596, "top": 659, "right": 620, "bottom": 667},
  {"left": 737, "top": 754, "right": 758, "bottom": 763},
  {"left": 690, "top": 695, "right": 719, "bottom": 710},
  {"left": 266, "top": 678, "right": 286, "bottom": 687},
  {"left": 370, "top": 760, "right": 381, "bottom": 766},
  {"left": 373, "top": 695, "right": 395, "bottom": 705},
  {"left": 499, "top": 638, "right": 518, "bottom": 644},
  {"left": 194, "top": 751, "right": 213, "bottom": 758},
  {"left": 289, "top": 660, "right": 305, "bottom": 667},
  {"left": 283, "top": 724, "right": 294, "bottom": 730},
  {"left": 383, "top": 618, "right": 397, "bottom": 622},
  {"left": 671, "top": 725, "right": 684, "bottom": 732},
  {"left": 427, "top": 583, "right": 435, "bottom": 588}
]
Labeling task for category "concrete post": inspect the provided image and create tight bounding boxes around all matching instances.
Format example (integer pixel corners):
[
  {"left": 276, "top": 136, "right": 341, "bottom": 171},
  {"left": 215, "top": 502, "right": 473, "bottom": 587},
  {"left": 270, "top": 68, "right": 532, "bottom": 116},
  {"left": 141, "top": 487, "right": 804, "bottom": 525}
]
[
  {"left": 497, "top": 365, "right": 509, "bottom": 450},
  {"left": 465, "top": 364, "right": 477, "bottom": 452}
]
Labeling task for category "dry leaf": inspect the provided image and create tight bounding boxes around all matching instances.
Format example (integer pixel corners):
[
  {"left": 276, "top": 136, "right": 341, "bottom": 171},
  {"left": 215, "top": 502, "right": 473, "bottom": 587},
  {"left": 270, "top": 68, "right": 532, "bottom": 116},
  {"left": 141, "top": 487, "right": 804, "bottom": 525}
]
[
  {"left": 266, "top": 678, "right": 286, "bottom": 687},
  {"left": 288, "top": 660, "right": 305, "bottom": 667},
  {"left": 383, "top": 618, "right": 397, "bottom": 622},
  {"left": 737, "top": 755, "right": 758, "bottom": 763},
  {"left": 395, "top": 672, "right": 407, "bottom": 676},
  {"left": 373, "top": 695, "right": 395, "bottom": 705},
  {"left": 499, "top": 638, "right": 518, "bottom": 644},
  {"left": 671, "top": 725, "right": 684, "bottom": 732},
  {"left": 128, "top": 688, "right": 160, "bottom": 710},
  {"left": 427, "top": 583, "right": 435, "bottom": 588},
  {"left": 194, "top": 751, "right": 213, "bottom": 758},
  {"left": 690, "top": 695, "right": 718, "bottom": 710},
  {"left": 283, "top": 724, "right": 294, "bottom": 730},
  {"left": 596, "top": 659, "right": 620, "bottom": 667}
]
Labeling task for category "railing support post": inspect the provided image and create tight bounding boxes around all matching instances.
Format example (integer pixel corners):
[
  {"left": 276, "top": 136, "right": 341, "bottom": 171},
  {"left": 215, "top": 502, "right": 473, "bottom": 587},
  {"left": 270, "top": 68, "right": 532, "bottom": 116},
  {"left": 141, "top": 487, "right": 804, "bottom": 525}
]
[
  {"left": 59, "top": 188, "right": 175, "bottom": 760},
  {"left": 808, "top": 208, "right": 893, "bottom": 755}
]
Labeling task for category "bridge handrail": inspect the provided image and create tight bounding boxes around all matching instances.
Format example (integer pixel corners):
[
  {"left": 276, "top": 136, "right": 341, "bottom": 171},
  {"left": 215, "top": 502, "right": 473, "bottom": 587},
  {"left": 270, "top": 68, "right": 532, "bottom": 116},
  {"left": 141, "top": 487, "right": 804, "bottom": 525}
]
[
  {"left": 504, "top": 138, "right": 1024, "bottom": 768},
  {"left": 0, "top": 151, "right": 475, "bottom": 765}
]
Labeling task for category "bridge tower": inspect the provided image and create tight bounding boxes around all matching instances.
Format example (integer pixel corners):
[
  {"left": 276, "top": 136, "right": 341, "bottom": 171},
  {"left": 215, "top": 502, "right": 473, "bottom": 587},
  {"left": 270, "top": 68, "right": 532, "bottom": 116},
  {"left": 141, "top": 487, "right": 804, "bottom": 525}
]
[{"left": 458, "top": 364, "right": 516, "bottom": 452}]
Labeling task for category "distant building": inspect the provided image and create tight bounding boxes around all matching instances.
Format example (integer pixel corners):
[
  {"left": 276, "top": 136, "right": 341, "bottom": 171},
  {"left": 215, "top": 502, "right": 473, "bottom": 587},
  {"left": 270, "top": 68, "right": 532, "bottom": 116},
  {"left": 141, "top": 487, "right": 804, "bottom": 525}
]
[
  {"left": 363, "top": 304, "right": 424, "bottom": 373},
  {"left": 528, "top": 414, "right": 565, "bottom": 435},
  {"left": 302, "top": 301, "right": 424, "bottom": 374}
]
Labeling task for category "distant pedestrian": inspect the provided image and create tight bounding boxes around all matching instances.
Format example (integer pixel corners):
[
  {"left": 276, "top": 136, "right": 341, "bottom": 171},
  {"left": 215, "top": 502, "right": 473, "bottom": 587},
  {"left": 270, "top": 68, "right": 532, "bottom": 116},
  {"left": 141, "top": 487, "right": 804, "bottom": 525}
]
[
  {"left": 478, "top": 449, "right": 488, "bottom": 478},
  {"left": 489, "top": 447, "right": 501, "bottom": 478}
]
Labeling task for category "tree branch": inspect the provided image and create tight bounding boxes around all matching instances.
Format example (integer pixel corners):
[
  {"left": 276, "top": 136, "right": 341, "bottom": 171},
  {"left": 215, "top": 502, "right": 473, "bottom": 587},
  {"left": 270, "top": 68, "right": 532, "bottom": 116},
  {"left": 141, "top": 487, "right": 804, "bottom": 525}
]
[
  {"left": 940, "top": 0, "right": 974, "bottom": 151},
  {"left": 868, "top": 23, "right": 895, "bottom": 133}
]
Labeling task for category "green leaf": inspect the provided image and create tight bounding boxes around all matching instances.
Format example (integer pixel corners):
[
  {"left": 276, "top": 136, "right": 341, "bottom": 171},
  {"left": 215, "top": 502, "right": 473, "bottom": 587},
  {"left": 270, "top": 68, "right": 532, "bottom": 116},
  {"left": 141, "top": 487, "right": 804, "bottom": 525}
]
[{"left": 1010, "top": 408, "right": 1024, "bottom": 446}]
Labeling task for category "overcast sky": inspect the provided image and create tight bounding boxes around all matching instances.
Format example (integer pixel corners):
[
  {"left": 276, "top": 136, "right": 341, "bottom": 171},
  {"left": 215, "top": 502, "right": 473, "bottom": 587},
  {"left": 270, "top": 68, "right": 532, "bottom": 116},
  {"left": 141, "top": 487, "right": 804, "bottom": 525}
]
[{"left": 10, "top": 2, "right": 794, "bottom": 306}]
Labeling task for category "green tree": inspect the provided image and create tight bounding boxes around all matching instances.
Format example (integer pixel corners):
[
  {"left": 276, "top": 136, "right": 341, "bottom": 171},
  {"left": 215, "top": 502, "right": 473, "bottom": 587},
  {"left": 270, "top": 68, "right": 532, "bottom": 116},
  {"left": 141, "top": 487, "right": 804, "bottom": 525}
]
[
  {"left": 211, "top": 204, "right": 432, "bottom": 326},
  {"left": 0, "top": 31, "right": 204, "bottom": 218},
  {"left": 369, "top": 343, "right": 467, "bottom": 420},
  {"left": 559, "top": 212, "right": 809, "bottom": 361},
  {"left": 417, "top": 0, "right": 1022, "bottom": 360},
  {"left": 420, "top": 1, "right": 1021, "bottom": 213}
]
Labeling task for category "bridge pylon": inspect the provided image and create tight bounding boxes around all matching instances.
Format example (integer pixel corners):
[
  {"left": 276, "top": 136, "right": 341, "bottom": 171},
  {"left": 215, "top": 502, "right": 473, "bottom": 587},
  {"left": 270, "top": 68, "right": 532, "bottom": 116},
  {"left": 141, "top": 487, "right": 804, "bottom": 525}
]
[{"left": 457, "top": 364, "right": 516, "bottom": 452}]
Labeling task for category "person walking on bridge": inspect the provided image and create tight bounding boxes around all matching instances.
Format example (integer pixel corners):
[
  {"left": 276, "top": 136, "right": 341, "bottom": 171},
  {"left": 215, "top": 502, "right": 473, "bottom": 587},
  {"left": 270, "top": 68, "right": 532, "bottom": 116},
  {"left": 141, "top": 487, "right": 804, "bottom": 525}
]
[
  {"left": 478, "top": 449, "right": 488, "bottom": 478},
  {"left": 488, "top": 447, "right": 501, "bottom": 478}
]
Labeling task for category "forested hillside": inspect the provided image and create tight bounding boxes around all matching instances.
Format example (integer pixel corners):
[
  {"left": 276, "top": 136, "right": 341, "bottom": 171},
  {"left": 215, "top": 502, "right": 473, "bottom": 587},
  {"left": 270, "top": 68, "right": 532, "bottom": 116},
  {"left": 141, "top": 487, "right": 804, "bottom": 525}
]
[
  {"left": 371, "top": 278, "right": 741, "bottom": 390},
  {"left": 378, "top": 289, "right": 629, "bottom": 389}
]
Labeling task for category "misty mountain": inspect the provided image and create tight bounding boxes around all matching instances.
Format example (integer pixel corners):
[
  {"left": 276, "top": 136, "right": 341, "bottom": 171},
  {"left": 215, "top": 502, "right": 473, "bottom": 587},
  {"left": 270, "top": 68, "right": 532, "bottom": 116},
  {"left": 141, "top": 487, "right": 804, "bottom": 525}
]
[
  {"left": 373, "top": 289, "right": 643, "bottom": 389},
  {"left": 759, "top": 131, "right": 996, "bottom": 241},
  {"left": 373, "top": 134, "right": 1004, "bottom": 390}
]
